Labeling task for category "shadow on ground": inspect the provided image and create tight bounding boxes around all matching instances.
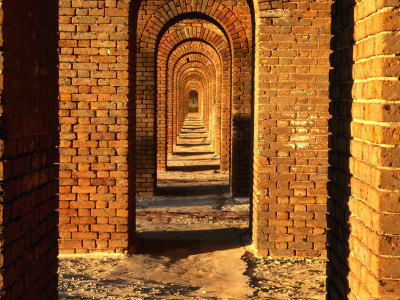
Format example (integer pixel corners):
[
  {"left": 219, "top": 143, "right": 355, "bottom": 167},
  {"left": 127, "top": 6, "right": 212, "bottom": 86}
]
[
  {"left": 156, "top": 184, "right": 229, "bottom": 196},
  {"left": 136, "top": 227, "right": 250, "bottom": 258}
]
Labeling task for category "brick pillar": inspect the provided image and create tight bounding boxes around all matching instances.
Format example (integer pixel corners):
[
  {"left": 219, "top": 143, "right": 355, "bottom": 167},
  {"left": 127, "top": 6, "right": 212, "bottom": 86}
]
[
  {"left": 58, "top": 0, "right": 132, "bottom": 253},
  {"left": 328, "top": 1, "right": 400, "bottom": 299},
  {"left": 252, "top": 0, "right": 331, "bottom": 256},
  {"left": 0, "top": 0, "right": 59, "bottom": 297}
]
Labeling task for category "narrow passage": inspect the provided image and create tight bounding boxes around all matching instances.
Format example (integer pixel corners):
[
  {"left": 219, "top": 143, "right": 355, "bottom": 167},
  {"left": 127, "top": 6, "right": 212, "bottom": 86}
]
[
  {"left": 115, "top": 112, "right": 254, "bottom": 298},
  {"left": 157, "top": 112, "right": 229, "bottom": 198}
]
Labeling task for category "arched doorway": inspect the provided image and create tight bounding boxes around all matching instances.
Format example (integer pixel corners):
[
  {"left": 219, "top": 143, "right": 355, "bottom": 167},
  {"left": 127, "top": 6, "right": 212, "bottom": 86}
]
[
  {"left": 135, "top": 0, "right": 253, "bottom": 198},
  {"left": 188, "top": 90, "right": 199, "bottom": 113}
]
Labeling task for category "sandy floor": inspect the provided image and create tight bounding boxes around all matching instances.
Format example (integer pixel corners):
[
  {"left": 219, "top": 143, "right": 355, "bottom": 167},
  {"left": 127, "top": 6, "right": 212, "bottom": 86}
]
[{"left": 58, "top": 114, "right": 326, "bottom": 299}]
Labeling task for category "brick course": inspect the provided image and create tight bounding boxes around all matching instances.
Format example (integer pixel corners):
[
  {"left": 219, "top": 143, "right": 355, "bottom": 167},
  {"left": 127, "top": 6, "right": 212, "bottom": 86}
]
[{"left": 58, "top": 0, "right": 133, "bottom": 254}]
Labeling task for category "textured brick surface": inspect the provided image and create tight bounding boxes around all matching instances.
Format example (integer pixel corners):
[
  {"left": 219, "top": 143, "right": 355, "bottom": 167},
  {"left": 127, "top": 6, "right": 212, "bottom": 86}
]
[
  {"left": 252, "top": 0, "right": 331, "bottom": 257},
  {"left": 328, "top": 0, "right": 400, "bottom": 299},
  {"left": 58, "top": 0, "right": 137, "bottom": 254},
  {"left": 0, "top": 0, "right": 59, "bottom": 298}
]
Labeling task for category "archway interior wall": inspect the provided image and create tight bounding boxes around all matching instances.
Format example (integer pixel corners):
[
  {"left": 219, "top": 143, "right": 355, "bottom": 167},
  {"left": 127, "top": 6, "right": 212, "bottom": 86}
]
[
  {"left": 166, "top": 41, "right": 224, "bottom": 156},
  {"left": 58, "top": 0, "right": 335, "bottom": 258},
  {"left": 151, "top": 15, "right": 227, "bottom": 176},
  {"left": 185, "top": 82, "right": 204, "bottom": 115},
  {"left": 188, "top": 90, "right": 199, "bottom": 112},
  {"left": 172, "top": 50, "right": 221, "bottom": 137},
  {"left": 179, "top": 72, "right": 208, "bottom": 133},
  {"left": 1, "top": 0, "right": 398, "bottom": 299},
  {"left": 166, "top": 39, "right": 228, "bottom": 157},
  {"left": 158, "top": 42, "right": 220, "bottom": 169},
  {"left": 0, "top": 0, "right": 59, "bottom": 297},
  {"left": 184, "top": 83, "right": 202, "bottom": 117},
  {"left": 328, "top": 0, "right": 400, "bottom": 299},
  {"left": 175, "top": 59, "right": 216, "bottom": 140},
  {"left": 181, "top": 74, "right": 208, "bottom": 115},
  {"left": 166, "top": 45, "right": 219, "bottom": 156},
  {"left": 183, "top": 80, "right": 206, "bottom": 124},
  {"left": 177, "top": 79, "right": 205, "bottom": 144}
]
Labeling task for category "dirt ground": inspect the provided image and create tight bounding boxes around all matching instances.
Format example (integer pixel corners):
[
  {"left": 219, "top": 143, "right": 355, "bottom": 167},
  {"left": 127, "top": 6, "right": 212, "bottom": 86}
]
[
  {"left": 59, "top": 218, "right": 326, "bottom": 299},
  {"left": 58, "top": 114, "right": 327, "bottom": 299}
]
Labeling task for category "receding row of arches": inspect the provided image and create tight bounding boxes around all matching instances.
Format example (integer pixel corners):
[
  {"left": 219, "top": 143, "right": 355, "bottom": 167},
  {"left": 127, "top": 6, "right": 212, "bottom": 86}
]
[
  {"left": 134, "top": 1, "right": 253, "bottom": 197},
  {"left": 0, "top": 0, "right": 399, "bottom": 298}
]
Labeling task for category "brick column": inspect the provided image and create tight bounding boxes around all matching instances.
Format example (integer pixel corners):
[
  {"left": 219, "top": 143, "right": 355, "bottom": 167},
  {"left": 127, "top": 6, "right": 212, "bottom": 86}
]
[
  {"left": 252, "top": 0, "right": 331, "bottom": 256},
  {"left": 58, "top": 0, "right": 131, "bottom": 253},
  {"left": 328, "top": 1, "right": 400, "bottom": 298},
  {"left": 0, "top": 0, "right": 59, "bottom": 297}
]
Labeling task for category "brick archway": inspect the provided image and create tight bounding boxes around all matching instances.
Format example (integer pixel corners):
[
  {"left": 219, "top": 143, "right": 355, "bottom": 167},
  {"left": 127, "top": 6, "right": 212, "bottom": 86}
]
[
  {"left": 178, "top": 70, "right": 211, "bottom": 131},
  {"left": 173, "top": 56, "right": 219, "bottom": 148},
  {"left": 158, "top": 38, "right": 224, "bottom": 169},
  {"left": 162, "top": 38, "right": 226, "bottom": 155},
  {"left": 181, "top": 77, "right": 207, "bottom": 127},
  {"left": 136, "top": 0, "right": 253, "bottom": 196},
  {"left": 166, "top": 39, "right": 229, "bottom": 162},
  {"left": 185, "top": 82, "right": 205, "bottom": 118}
]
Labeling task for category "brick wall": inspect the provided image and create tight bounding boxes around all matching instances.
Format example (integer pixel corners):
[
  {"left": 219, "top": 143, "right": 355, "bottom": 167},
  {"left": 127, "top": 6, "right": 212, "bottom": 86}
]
[
  {"left": 328, "top": 0, "right": 400, "bottom": 298},
  {"left": 58, "top": 0, "right": 136, "bottom": 254},
  {"left": 252, "top": 0, "right": 331, "bottom": 257},
  {"left": 58, "top": 0, "right": 250, "bottom": 251},
  {"left": 56, "top": 1, "right": 400, "bottom": 297},
  {"left": 0, "top": 0, "right": 59, "bottom": 298}
]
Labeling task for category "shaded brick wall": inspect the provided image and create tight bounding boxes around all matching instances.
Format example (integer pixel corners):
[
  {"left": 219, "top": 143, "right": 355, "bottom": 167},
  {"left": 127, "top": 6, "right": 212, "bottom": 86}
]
[
  {"left": 56, "top": 1, "right": 400, "bottom": 298},
  {"left": 58, "top": 0, "right": 135, "bottom": 253},
  {"left": 0, "top": 0, "right": 59, "bottom": 298},
  {"left": 0, "top": 0, "right": 399, "bottom": 299},
  {"left": 252, "top": 0, "right": 332, "bottom": 257},
  {"left": 328, "top": 0, "right": 400, "bottom": 298}
]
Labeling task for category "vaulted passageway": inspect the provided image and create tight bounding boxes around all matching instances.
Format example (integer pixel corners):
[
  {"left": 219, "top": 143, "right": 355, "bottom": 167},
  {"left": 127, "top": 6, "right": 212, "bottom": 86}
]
[
  {"left": 0, "top": 0, "right": 399, "bottom": 298},
  {"left": 156, "top": 112, "right": 227, "bottom": 200},
  {"left": 135, "top": 2, "right": 254, "bottom": 197}
]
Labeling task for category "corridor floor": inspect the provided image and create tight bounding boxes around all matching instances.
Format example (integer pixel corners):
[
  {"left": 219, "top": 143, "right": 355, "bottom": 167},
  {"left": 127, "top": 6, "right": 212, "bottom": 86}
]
[{"left": 58, "top": 114, "right": 327, "bottom": 299}]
